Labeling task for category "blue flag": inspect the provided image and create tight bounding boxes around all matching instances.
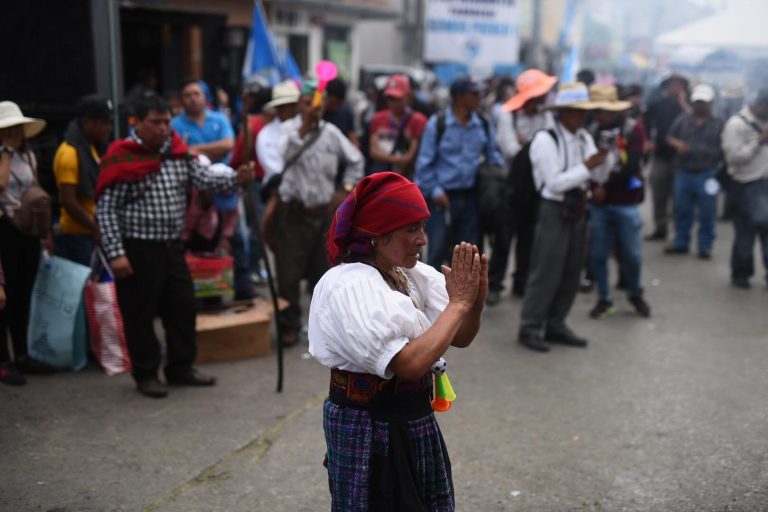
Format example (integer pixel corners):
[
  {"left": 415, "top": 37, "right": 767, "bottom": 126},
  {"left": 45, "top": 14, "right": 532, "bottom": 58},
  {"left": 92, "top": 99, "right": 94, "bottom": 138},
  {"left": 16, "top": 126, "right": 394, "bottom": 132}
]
[{"left": 242, "top": 1, "right": 282, "bottom": 84}]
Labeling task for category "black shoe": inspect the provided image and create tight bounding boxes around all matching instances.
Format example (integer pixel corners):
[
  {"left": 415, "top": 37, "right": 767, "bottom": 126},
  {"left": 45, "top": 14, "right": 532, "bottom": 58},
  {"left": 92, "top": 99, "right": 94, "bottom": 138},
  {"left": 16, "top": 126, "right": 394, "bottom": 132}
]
[
  {"left": 166, "top": 368, "right": 217, "bottom": 387},
  {"left": 16, "top": 356, "right": 56, "bottom": 375},
  {"left": 136, "top": 378, "right": 168, "bottom": 398},
  {"left": 545, "top": 327, "right": 588, "bottom": 347},
  {"left": 518, "top": 331, "right": 550, "bottom": 352},
  {"left": 628, "top": 294, "right": 651, "bottom": 318},
  {"left": 645, "top": 230, "right": 667, "bottom": 241},
  {"left": 731, "top": 277, "right": 751, "bottom": 289},
  {"left": 698, "top": 251, "right": 711, "bottom": 260},
  {"left": 664, "top": 246, "right": 689, "bottom": 255},
  {"left": 0, "top": 362, "right": 26, "bottom": 386},
  {"left": 589, "top": 300, "right": 615, "bottom": 319},
  {"left": 485, "top": 290, "right": 501, "bottom": 306}
]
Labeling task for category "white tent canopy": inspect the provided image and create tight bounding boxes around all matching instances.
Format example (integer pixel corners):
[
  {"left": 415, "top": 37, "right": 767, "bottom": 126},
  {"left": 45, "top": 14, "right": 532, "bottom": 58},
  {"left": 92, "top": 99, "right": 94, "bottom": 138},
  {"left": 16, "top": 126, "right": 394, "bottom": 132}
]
[{"left": 656, "top": 3, "right": 768, "bottom": 58}]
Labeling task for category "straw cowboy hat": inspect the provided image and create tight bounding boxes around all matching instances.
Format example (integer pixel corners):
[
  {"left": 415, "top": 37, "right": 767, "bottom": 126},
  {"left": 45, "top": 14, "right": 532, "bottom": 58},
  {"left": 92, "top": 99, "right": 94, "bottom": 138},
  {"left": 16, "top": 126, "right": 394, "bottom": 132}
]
[
  {"left": 263, "top": 80, "right": 300, "bottom": 110},
  {"left": 545, "top": 83, "right": 597, "bottom": 110},
  {"left": 503, "top": 69, "right": 558, "bottom": 112},
  {"left": 588, "top": 84, "right": 632, "bottom": 111},
  {"left": 0, "top": 101, "right": 46, "bottom": 138}
]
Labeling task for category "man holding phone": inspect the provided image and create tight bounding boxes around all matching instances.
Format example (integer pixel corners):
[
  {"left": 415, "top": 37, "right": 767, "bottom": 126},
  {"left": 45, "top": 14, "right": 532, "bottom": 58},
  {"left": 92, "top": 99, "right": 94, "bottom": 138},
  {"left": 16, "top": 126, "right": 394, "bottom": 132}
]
[{"left": 586, "top": 85, "right": 651, "bottom": 320}]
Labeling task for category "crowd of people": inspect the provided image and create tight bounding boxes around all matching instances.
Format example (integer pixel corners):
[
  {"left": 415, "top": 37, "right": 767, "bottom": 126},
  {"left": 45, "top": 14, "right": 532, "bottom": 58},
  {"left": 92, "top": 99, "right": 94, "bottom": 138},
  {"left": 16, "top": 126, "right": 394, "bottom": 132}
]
[
  {"left": 1, "top": 69, "right": 767, "bottom": 383},
  {"left": 2, "top": 65, "right": 768, "bottom": 510}
]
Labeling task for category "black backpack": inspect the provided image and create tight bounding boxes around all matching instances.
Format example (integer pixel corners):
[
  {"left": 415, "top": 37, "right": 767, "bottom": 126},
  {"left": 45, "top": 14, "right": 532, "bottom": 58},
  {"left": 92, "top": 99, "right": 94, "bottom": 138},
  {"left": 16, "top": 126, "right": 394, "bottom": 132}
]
[{"left": 508, "top": 128, "right": 558, "bottom": 219}]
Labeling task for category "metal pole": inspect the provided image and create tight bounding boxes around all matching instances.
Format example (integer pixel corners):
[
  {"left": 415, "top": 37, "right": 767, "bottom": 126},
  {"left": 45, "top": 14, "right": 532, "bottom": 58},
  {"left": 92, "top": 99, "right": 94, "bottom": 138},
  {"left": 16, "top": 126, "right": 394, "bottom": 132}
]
[
  {"left": 106, "top": 0, "right": 121, "bottom": 138},
  {"left": 531, "top": 0, "right": 543, "bottom": 69}
]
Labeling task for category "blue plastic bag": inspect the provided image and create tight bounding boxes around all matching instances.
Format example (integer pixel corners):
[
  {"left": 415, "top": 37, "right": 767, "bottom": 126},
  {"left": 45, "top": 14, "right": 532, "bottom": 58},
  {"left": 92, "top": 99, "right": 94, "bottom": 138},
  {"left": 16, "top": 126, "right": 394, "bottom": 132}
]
[{"left": 27, "top": 255, "right": 91, "bottom": 371}]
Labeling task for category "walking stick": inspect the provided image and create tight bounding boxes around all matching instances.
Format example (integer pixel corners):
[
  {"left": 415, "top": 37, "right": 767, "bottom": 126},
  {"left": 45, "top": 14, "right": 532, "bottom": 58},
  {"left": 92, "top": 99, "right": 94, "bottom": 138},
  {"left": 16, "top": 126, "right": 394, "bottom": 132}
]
[{"left": 240, "top": 92, "right": 285, "bottom": 393}]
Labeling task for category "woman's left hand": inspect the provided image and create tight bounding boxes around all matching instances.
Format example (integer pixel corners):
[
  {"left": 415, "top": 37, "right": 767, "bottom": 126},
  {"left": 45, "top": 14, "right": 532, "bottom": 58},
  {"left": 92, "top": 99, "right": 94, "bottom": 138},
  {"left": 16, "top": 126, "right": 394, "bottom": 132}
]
[{"left": 471, "top": 246, "right": 489, "bottom": 311}]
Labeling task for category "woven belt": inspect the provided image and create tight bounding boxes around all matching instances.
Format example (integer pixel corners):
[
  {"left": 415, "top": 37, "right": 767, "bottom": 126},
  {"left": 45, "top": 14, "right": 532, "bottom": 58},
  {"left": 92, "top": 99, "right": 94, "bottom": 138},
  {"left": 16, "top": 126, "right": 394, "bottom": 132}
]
[{"left": 329, "top": 369, "right": 432, "bottom": 407}]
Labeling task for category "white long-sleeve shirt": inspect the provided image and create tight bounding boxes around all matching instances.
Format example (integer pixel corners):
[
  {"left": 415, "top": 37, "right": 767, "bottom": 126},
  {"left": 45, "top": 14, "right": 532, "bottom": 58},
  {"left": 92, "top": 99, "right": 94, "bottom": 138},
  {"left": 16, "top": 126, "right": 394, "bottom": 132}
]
[
  {"left": 256, "top": 117, "right": 284, "bottom": 183},
  {"left": 721, "top": 106, "right": 768, "bottom": 183},
  {"left": 496, "top": 109, "right": 555, "bottom": 162},
  {"left": 277, "top": 116, "right": 363, "bottom": 207},
  {"left": 529, "top": 121, "right": 597, "bottom": 202}
]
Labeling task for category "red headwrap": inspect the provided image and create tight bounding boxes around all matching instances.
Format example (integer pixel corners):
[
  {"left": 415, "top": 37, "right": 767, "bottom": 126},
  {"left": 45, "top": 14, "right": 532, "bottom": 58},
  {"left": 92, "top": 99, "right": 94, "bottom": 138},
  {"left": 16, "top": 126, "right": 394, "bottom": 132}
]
[
  {"left": 326, "top": 172, "right": 430, "bottom": 265},
  {"left": 95, "top": 132, "right": 190, "bottom": 198}
]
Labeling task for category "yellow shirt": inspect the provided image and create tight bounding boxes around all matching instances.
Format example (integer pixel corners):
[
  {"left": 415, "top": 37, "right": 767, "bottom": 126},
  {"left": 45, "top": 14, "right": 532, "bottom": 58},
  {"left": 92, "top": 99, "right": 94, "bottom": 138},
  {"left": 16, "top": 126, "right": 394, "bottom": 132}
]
[{"left": 53, "top": 142, "right": 98, "bottom": 235}]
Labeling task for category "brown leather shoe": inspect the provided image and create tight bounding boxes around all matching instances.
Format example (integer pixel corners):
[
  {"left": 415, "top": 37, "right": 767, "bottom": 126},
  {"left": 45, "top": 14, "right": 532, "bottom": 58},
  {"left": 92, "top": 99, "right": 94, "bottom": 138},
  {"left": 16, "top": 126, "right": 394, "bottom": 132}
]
[
  {"left": 166, "top": 368, "right": 217, "bottom": 387},
  {"left": 136, "top": 378, "right": 168, "bottom": 398}
]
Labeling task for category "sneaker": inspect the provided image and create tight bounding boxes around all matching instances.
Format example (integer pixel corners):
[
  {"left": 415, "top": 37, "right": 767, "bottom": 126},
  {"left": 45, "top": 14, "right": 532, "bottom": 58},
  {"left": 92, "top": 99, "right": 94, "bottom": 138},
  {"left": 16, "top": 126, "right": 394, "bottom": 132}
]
[
  {"left": 698, "top": 251, "right": 711, "bottom": 260},
  {"left": 0, "top": 362, "right": 26, "bottom": 386},
  {"left": 485, "top": 289, "right": 501, "bottom": 306},
  {"left": 590, "top": 300, "right": 615, "bottom": 319},
  {"left": 628, "top": 294, "right": 651, "bottom": 318}
]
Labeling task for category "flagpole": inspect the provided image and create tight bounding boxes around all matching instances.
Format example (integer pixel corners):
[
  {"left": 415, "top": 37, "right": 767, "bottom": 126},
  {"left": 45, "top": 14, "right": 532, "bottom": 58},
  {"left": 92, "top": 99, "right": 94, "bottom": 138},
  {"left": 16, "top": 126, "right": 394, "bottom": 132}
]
[{"left": 240, "top": 91, "right": 285, "bottom": 393}]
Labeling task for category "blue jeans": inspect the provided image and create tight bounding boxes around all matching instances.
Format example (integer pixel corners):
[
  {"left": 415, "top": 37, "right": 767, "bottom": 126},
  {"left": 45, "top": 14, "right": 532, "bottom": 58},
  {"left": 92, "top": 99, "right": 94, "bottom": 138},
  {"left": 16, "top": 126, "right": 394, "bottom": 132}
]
[
  {"left": 589, "top": 204, "right": 643, "bottom": 300},
  {"left": 426, "top": 189, "right": 480, "bottom": 270},
  {"left": 730, "top": 181, "right": 768, "bottom": 282},
  {"left": 673, "top": 168, "right": 718, "bottom": 252},
  {"left": 54, "top": 233, "right": 95, "bottom": 267}
]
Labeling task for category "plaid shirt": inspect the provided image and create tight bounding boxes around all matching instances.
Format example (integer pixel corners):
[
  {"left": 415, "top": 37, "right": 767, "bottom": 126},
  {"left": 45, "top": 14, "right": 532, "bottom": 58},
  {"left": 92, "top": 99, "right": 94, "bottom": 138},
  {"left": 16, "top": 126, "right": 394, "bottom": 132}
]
[{"left": 96, "top": 133, "right": 239, "bottom": 259}]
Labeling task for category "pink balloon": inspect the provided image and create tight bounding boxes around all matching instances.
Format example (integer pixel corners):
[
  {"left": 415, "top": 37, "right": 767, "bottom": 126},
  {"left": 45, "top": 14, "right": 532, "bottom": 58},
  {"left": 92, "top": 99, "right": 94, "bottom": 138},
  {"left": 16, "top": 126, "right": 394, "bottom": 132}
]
[{"left": 315, "top": 60, "right": 338, "bottom": 82}]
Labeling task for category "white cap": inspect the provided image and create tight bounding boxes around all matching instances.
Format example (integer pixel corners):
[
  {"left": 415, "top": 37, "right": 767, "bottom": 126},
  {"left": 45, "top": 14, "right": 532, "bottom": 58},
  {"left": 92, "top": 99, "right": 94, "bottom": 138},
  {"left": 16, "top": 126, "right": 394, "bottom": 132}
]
[{"left": 691, "top": 84, "right": 716, "bottom": 103}]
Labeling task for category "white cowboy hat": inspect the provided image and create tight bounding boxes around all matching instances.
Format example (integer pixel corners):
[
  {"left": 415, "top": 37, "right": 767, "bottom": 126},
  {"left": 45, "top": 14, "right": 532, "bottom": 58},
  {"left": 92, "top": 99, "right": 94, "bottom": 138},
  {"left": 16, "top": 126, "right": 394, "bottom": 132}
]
[
  {"left": 545, "top": 83, "right": 597, "bottom": 111},
  {"left": 0, "top": 101, "right": 46, "bottom": 138},
  {"left": 263, "top": 81, "right": 301, "bottom": 110}
]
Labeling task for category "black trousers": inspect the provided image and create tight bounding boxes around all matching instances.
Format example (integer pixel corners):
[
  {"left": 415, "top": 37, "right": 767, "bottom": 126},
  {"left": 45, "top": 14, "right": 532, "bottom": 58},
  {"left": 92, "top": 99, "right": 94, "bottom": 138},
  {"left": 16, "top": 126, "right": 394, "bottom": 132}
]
[
  {"left": 115, "top": 239, "right": 197, "bottom": 382},
  {"left": 0, "top": 218, "right": 41, "bottom": 363},
  {"left": 487, "top": 207, "right": 536, "bottom": 294}
]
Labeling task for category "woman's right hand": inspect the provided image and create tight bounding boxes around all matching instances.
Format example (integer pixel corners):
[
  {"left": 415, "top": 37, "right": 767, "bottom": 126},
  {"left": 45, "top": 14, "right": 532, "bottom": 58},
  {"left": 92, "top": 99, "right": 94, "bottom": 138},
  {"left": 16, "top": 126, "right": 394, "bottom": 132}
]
[{"left": 442, "top": 242, "right": 480, "bottom": 309}]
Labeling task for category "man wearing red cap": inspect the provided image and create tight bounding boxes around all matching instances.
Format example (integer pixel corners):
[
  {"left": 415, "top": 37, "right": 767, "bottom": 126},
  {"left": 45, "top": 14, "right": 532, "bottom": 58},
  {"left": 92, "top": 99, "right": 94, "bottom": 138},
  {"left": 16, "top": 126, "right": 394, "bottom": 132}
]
[
  {"left": 310, "top": 171, "right": 487, "bottom": 511},
  {"left": 368, "top": 74, "right": 428, "bottom": 177},
  {"left": 488, "top": 69, "right": 557, "bottom": 304}
]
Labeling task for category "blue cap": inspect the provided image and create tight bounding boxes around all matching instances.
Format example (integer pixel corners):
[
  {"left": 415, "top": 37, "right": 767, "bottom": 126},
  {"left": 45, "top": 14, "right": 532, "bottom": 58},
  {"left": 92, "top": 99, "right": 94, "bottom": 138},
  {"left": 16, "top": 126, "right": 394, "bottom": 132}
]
[{"left": 450, "top": 76, "right": 481, "bottom": 97}]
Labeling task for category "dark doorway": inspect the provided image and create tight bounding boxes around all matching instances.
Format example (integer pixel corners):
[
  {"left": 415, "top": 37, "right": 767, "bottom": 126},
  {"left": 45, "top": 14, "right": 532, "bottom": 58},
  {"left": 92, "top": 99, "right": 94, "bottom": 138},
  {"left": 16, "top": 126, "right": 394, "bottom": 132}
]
[{"left": 120, "top": 8, "right": 228, "bottom": 102}]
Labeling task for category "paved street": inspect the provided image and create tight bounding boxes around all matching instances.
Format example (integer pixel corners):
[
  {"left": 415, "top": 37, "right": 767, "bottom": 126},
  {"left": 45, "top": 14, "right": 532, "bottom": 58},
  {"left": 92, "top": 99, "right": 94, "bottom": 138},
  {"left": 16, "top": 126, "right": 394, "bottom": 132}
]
[{"left": 2, "top": 217, "right": 768, "bottom": 512}]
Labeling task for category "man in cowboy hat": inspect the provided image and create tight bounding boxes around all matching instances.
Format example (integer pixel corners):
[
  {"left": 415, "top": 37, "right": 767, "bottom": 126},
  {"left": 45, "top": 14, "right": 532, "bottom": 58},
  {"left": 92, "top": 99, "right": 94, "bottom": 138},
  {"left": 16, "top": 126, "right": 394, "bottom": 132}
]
[
  {"left": 585, "top": 84, "right": 651, "bottom": 320},
  {"left": 256, "top": 80, "right": 301, "bottom": 184},
  {"left": 517, "top": 83, "right": 607, "bottom": 352},
  {"left": 269, "top": 80, "right": 363, "bottom": 347},
  {"left": 489, "top": 69, "right": 557, "bottom": 304}
]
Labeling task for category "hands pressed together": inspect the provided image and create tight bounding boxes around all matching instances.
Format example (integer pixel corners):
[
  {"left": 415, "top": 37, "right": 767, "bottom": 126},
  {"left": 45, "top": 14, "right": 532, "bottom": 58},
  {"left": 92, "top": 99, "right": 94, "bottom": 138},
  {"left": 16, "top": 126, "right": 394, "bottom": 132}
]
[{"left": 442, "top": 242, "right": 489, "bottom": 312}]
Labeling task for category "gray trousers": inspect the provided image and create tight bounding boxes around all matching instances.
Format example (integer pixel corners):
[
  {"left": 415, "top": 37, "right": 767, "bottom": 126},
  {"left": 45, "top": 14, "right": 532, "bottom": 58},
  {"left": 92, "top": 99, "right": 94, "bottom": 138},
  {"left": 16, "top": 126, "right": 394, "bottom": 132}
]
[
  {"left": 519, "top": 200, "right": 587, "bottom": 333},
  {"left": 649, "top": 157, "right": 676, "bottom": 233}
]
